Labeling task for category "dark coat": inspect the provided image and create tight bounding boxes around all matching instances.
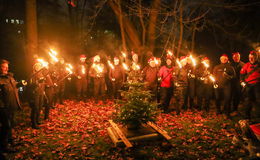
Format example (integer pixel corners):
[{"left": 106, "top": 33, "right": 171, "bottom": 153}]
[
  {"left": 213, "top": 63, "right": 236, "bottom": 88},
  {"left": 0, "top": 73, "right": 21, "bottom": 110}
]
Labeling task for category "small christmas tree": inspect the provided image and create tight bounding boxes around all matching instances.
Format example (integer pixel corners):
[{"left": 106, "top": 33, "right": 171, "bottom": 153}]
[{"left": 115, "top": 81, "right": 159, "bottom": 129}]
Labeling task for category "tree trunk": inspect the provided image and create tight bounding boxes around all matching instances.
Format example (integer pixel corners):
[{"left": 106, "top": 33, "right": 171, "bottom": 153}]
[
  {"left": 108, "top": 0, "right": 141, "bottom": 53},
  {"left": 117, "top": 0, "right": 126, "bottom": 52},
  {"left": 25, "top": 0, "right": 38, "bottom": 74},
  {"left": 147, "top": 0, "right": 161, "bottom": 53},
  {"left": 176, "top": 0, "right": 183, "bottom": 57}
]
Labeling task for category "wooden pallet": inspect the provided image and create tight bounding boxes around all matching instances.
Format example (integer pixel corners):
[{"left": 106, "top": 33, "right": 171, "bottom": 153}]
[{"left": 107, "top": 120, "right": 171, "bottom": 147}]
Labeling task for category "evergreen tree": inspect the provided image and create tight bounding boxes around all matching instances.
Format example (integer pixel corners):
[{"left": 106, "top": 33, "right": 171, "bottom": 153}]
[{"left": 115, "top": 81, "right": 159, "bottom": 129}]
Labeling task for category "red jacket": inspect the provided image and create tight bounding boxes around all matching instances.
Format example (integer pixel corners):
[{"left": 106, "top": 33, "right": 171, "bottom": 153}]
[
  {"left": 158, "top": 66, "right": 174, "bottom": 88},
  {"left": 240, "top": 62, "right": 260, "bottom": 84}
]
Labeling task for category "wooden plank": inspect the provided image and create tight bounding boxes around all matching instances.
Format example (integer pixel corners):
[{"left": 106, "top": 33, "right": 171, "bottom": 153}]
[
  {"left": 110, "top": 126, "right": 120, "bottom": 140},
  {"left": 147, "top": 121, "right": 172, "bottom": 140},
  {"left": 118, "top": 133, "right": 160, "bottom": 142},
  {"left": 107, "top": 127, "right": 119, "bottom": 146},
  {"left": 109, "top": 120, "right": 133, "bottom": 148}
]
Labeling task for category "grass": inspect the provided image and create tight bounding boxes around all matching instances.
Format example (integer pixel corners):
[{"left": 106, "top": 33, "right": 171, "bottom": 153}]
[{"left": 4, "top": 100, "right": 249, "bottom": 159}]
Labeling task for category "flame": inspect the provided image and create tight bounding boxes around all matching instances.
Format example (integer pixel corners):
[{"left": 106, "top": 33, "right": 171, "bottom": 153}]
[
  {"left": 209, "top": 75, "right": 215, "bottom": 82},
  {"left": 189, "top": 55, "right": 196, "bottom": 66},
  {"left": 48, "top": 49, "right": 59, "bottom": 62},
  {"left": 132, "top": 63, "right": 140, "bottom": 71},
  {"left": 93, "top": 63, "right": 103, "bottom": 73},
  {"left": 50, "top": 49, "right": 58, "bottom": 56},
  {"left": 37, "top": 59, "right": 48, "bottom": 68},
  {"left": 96, "top": 65, "right": 103, "bottom": 73},
  {"left": 167, "top": 50, "right": 173, "bottom": 57},
  {"left": 154, "top": 58, "right": 159, "bottom": 65},
  {"left": 66, "top": 63, "right": 73, "bottom": 69},
  {"left": 65, "top": 63, "right": 73, "bottom": 74},
  {"left": 176, "top": 58, "right": 182, "bottom": 68},
  {"left": 202, "top": 61, "right": 209, "bottom": 68},
  {"left": 121, "top": 51, "right": 127, "bottom": 58},
  {"left": 66, "top": 67, "right": 73, "bottom": 74},
  {"left": 122, "top": 63, "right": 129, "bottom": 71},
  {"left": 107, "top": 60, "right": 115, "bottom": 69},
  {"left": 81, "top": 65, "right": 86, "bottom": 74}
]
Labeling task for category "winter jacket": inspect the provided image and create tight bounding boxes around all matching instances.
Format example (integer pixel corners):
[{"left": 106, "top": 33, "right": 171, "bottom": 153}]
[
  {"left": 240, "top": 62, "right": 260, "bottom": 84},
  {"left": 109, "top": 65, "right": 125, "bottom": 82},
  {"left": 0, "top": 73, "right": 21, "bottom": 110},
  {"left": 142, "top": 66, "right": 158, "bottom": 88},
  {"left": 213, "top": 63, "right": 236, "bottom": 88},
  {"left": 158, "top": 66, "right": 174, "bottom": 88}
]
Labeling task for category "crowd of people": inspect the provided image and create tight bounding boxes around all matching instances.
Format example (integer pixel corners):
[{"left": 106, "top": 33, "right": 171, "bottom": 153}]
[{"left": 0, "top": 49, "right": 259, "bottom": 153}]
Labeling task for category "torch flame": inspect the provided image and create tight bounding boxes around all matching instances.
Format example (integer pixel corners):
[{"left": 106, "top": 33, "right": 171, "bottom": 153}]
[
  {"left": 66, "top": 63, "right": 73, "bottom": 69},
  {"left": 154, "top": 58, "right": 159, "bottom": 65},
  {"left": 107, "top": 60, "right": 115, "bottom": 70},
  {"left": 66, "top": 67, "right": 73, "bottom": 74},
  {"left": 122, "top": 63, "right": 129, "bottom": 71},
  {"left": 189, "top": 55, "right": 196, "bottom": 67},
  {"left": 132, "top": 63, "right": 140, "bottom": 71},
  {"left": 167, "top": 50, "right": 173, "bottom": 56},
  {"left": 93, "top": 63, "right": 103, "bottom": 73},
  {"left": 121, "top": 51, "right": 127, "bottom": 58},
  {"left": 37, "top": 59, "right": 49, "bottom": 68},
  {"left": 97, "top": 65, "right": 103, "bottom": 73},
  {"left": 81, "top": 65, "right": 86, "bottom": 74},
  {"left": 209, "top": 75, "right": 215, "bottom": 82},
  {"left": 50, "top": 49, "right": 58, "bottom": 56},
  {"left": 48, "top": 49, "right": 59, "bottom": 62},
  {"left": 65, "top": 63, "right": 73, "bottom": 74},
  {"left": 176, "top": 58, "right": 182, "bottom": 68},
  {"left": 202, "top": 61, "right": 209, "bottom": 68}
]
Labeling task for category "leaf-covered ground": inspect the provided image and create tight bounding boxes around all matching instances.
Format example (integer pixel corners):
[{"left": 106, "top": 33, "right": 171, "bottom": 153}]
[{"left": 6, "top": 100, "right": 247, "bottom": 159}]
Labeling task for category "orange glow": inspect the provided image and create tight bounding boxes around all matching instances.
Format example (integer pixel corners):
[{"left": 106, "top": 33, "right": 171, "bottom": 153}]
[
  {"left": 189, "top": 55, "right": 196, "bottom": 66},
  {"left": 176, "top": 59, "right": 182, "bottom": 68},
  {"left": 37, "top": 58, "right": 48, "bottom": 68},
  {"left": 48, "top": 49, "right": 59, "bottom": 62},
  {"left": 122, "top": 63, "right": 129, "bottom": 71},
  {"left": 202, "top": 61, "right": 209, "bottom": 68},
  {"left": 107, "top": 60, "right": 115, "bottom": 70}
]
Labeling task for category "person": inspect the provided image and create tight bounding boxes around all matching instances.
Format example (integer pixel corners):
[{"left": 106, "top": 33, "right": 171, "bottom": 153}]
[
  {"left": 173, "top": 56, "right": 188, "bottom": 114},
  {"left": 29, "top": 61, "right": 46, "bottom": 129},
  {"left": 56, "top": 58, "right": 67, "bottom": 104},
  {"left": 158, "top": 58, "right": 175, "bottom": 112},
  {"left": 213, "top": 54, "right": 236, "bottom": 118},
  {"left": 185, "top": 55, "right": 197, "bottom": 110},
  {"left": 142, "top": 57, "right": 159, "bottom": 100},
  {"left": 75, "top": 54, "right": 88, "bottom": 100},
  {"left": 89, "top": 55, "right": 107, "bottom": 101},
  {"left": 240, "top": 51, "right": 260, "bottom": 120},
  {"left": 109, "top": 57, "right": 125, "bottom": 99},
  {"left": 0, "top": 59, "right": 23, "bottom": 152},
  {"left": 128, "top": 53, "right": 142, "bottom": 83},
  {"left": 230, "top": 52, "right": 245, "bottom": 113},
  {"left": 196, "top": 57, "right": 213, "bottom": 112},
  {"left": 42, "top": 64, "right": 55, "bottom": 120}
]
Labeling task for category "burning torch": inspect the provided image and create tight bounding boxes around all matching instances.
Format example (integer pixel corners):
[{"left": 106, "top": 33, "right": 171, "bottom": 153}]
[
  {"left": 122, "top": 63, "right": 130, "bottom": 71},
  {"left": 107, "top": 60, "right": 115, "bottom": 70},
  {"left": 56, "top": 63, "right": 73, "bottom": 84},
  {"left": 27, "top": 58, "right": 49, "bottom": 82},
  {"left": 121, "top": 51, "right": 127, "bottom": 60},
  {"left": 176, "top": 58, "right": 182, "bottom": 68},
  {"left": 48, "top": 49, "right": 59, "bottom": 63},
  {"left": 209, "top": 74, "right": 218, "bottom": 88},
  {"left": 189, "top": 55, "right": 196, "bottom": 67}
]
